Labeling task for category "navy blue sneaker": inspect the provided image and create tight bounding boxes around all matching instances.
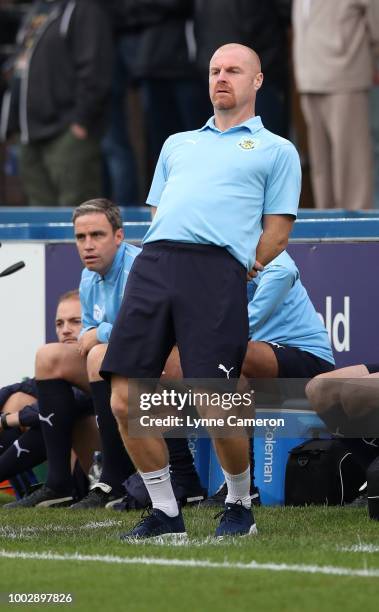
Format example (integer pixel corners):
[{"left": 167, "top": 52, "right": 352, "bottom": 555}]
[
  {"left": 120, "top": 508, "right": 188, "bottom": 542},
  {"left": 215, "top": 500, "right": 257, "bottom": 537}
]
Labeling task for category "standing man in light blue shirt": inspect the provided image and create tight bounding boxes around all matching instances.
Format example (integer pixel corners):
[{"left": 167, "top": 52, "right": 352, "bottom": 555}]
[
  {"left": 144, "top": 115, "right": 300, "bottom": 271},
  {"left": 102, "top": 43, "right": 302, "bottom": 540}
]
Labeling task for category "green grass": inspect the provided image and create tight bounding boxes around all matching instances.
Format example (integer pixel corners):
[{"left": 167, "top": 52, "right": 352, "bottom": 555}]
[{"left": 0, "top": 494, "right": 378, "bottom": 612}]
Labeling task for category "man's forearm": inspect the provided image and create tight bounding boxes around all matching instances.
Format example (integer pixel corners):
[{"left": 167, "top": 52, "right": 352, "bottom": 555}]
[
  {"left": 255, "top": 214, "right": 294, "bottom": 266},
  {"left": 255, "top": 230, "right": 288, "bottom": 266}
]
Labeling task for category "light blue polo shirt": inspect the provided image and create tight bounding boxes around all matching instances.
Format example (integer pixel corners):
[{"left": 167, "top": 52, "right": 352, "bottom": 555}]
[
  {"left": 79, "top": 241, "right": 141, "bottom": 343},
  {"left": 248, "top": 251, "right": 335, "bottom": 364},
  {"left": 144, "top": 116, "right": 301, "bottom": 269}
]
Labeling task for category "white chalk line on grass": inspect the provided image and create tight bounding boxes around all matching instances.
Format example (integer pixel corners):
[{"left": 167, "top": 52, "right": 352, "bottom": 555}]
[
  {"left": 339, "top": 544, "right": 379, "bottom": 554},
  {"left": 0, "top": 520, "right": 122, "bottom": 539},
  {"left": 0, "top": 550, "right": 379, "bottom": 578},
  {"left": 0, "top": 526, "right": 238, "bottom": 547}
]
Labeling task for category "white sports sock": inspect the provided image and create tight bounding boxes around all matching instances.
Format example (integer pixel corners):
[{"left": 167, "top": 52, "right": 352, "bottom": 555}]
[
  {"left": 140, "top": 465, "right": 179, "bottom": 517},
  {"left": 222, "top": 465, "right": 251, "bottom": 509}
]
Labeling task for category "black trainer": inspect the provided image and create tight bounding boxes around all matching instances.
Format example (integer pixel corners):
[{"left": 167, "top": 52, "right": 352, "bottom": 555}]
[
  {"left": 200, "top": 482, "right": 261, "bottom": 507},
  {"left": 3, "top": 484, "right": 73, "bottom": 508},
  {"left": 346, "top": 494, "right": 368, "bottom": 508},
  {"left": 346, "top": 482, "right": 368, "bottom": 507},
  {"left": 215, "top": 500, "right": 258, "bottom": 537},
  {"left": 120, "top": 508, "right": 187, "bottom": 542},
  {"left": 70, "top": 483, "right": 124, "bottom": 509}
]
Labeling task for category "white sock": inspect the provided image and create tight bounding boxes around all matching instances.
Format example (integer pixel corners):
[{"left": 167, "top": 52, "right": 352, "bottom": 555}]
[
  {"left": 222, "top": 465, "right": 251, "bottom": 509},
  {"left": 140, "top": 465, "right": 179, "bottom": 517}
]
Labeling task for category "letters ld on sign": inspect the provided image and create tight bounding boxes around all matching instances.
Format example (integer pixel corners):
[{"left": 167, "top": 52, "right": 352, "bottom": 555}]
[{"left": 317, "top": 296, "right": 350, "bottom": 353}]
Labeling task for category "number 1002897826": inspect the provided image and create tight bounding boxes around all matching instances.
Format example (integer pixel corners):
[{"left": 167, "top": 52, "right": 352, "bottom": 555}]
[{"left": 6, "top": 593, "right": 73, "bottom": 604}]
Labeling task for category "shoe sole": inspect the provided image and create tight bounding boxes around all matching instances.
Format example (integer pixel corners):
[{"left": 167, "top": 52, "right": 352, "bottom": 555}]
[
  {"left": 69, "top": 503, "right": 100, "bottom": 510},
  {"left": 69, "top": 496, "right": 125, "bottom": 510},
  {"left": 105, "top": 497, "right": 125, "bottom": 509},
  {"left": 216, "top": 523, "right": 258, "bottom": 539},
  {"left": 4, "top": 497, "right": 74, "bottom": 509},
  {"left": 121, "top": 532, "right": 188, "bottom": 544},
  {"left": 36, "top": 497, "right": 73, "bottom": 508}
]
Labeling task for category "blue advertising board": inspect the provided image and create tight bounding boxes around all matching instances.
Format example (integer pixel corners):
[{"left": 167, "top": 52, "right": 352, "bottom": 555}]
[{"left": 45, "top": 241, "right": 379, "bottom": 367}]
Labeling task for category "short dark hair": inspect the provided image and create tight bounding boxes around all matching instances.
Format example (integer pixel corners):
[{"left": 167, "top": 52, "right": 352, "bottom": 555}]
[
  {"left": 72, "top": 198, "right": 123, "bottom": 232},
  {"left": 57, "top": 289, "right": 80, "bottom": 305}
]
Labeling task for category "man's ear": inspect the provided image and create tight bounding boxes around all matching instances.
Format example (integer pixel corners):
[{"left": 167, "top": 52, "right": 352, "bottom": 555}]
[
  {"left": 115, "top": 228, "right": 124, "bottom": 244},
  {"left": 253, "top": 72, "right": 264, "bottom": 91}
]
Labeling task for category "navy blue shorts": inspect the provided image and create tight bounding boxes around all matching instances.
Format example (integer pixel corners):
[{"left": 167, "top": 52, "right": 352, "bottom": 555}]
[
  {"left": 366, "top": 364, "right": 379, "bottom": 374},
  {"left": 101, "top": 241, "right": 248, "bottom": 379},
  {"left": 263, "top": 342, "right": 335, "bottom": 378}
]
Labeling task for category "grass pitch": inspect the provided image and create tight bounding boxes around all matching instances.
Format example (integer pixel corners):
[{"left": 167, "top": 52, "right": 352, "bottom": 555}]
[{"left": 0, "top": 495, "right": 378, "bottom": 612}]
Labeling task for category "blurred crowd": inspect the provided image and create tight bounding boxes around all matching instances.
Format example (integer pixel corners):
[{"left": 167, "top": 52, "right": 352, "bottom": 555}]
[{"left": 0, "top": 0, "right": 378, "bottom": 209}]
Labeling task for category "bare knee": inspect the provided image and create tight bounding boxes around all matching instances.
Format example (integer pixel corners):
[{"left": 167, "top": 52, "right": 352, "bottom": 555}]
[
  {"left": 241, "top": 342, "right": 278, "bottom": 378},
  {"left": 111, "top": 393, "right": 128, "bottom": 423},
  {"left": 340, "top": 380, "right": 376, "bottom": 419},
  {"left": 110, "top": 377, "right": 129, "bottom": 423},
  {"left": 306, "top": 375, "right": 338, "bottom": 414},
  {"left": 87, "top": 344, "right": 107, "bottom": 382},
  {"left": 2, "top": 391, "right": 36, "bottom": 414},
  {"left": 35, "top": 343, "right": 66, "bottom": 379}
]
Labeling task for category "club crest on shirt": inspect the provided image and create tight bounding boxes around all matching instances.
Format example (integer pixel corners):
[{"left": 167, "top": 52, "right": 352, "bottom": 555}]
[
  {"left": 237, "top": 137, "right": 259, "bottom": 150},
  {"left": 93, "top": 303, "right": 104, "bottom": 322}
]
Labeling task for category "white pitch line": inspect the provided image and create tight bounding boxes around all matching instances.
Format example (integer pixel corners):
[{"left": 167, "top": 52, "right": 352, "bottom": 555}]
[
  {"left": 339, "top": 544, "right": 379, "bottom": 554},
  {"left": 0, "top": 521, "right": 121, "bottom": 533},
  {"left": 0, "top": 527, "right": 238, "bottom": 546},
  {"left": 0, "top": 521, "right": 122, "bottom": 540},
  {"left": 0, "top": 550, "right": 378, "bottom": 578}
]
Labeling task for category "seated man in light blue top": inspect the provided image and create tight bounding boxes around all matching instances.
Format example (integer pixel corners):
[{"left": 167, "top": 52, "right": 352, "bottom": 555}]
[
  {"left": 204, "top": 250, "right": 335, "bottom": 507},
  {"left": 7, "top": 200, "right": 140, "bottom": 508},
  {"left": 243, "top": 250, "right": 335, "bottom": 379}
]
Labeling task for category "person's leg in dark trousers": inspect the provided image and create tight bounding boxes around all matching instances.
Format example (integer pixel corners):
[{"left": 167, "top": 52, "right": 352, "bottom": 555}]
[
  {"left": 101, "top": 35, "right": 138, "bottom": 205},
  {"left": 46, "top": 129, "right": 102, "bottom": 206},
  {"left": 19, "top": 141, "right": 58, "bottom": 206}
]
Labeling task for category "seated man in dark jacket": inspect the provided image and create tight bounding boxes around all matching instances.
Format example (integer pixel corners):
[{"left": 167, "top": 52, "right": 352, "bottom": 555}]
[{"left": 0, "top": 290, "right": 99, "bottom": 504}]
